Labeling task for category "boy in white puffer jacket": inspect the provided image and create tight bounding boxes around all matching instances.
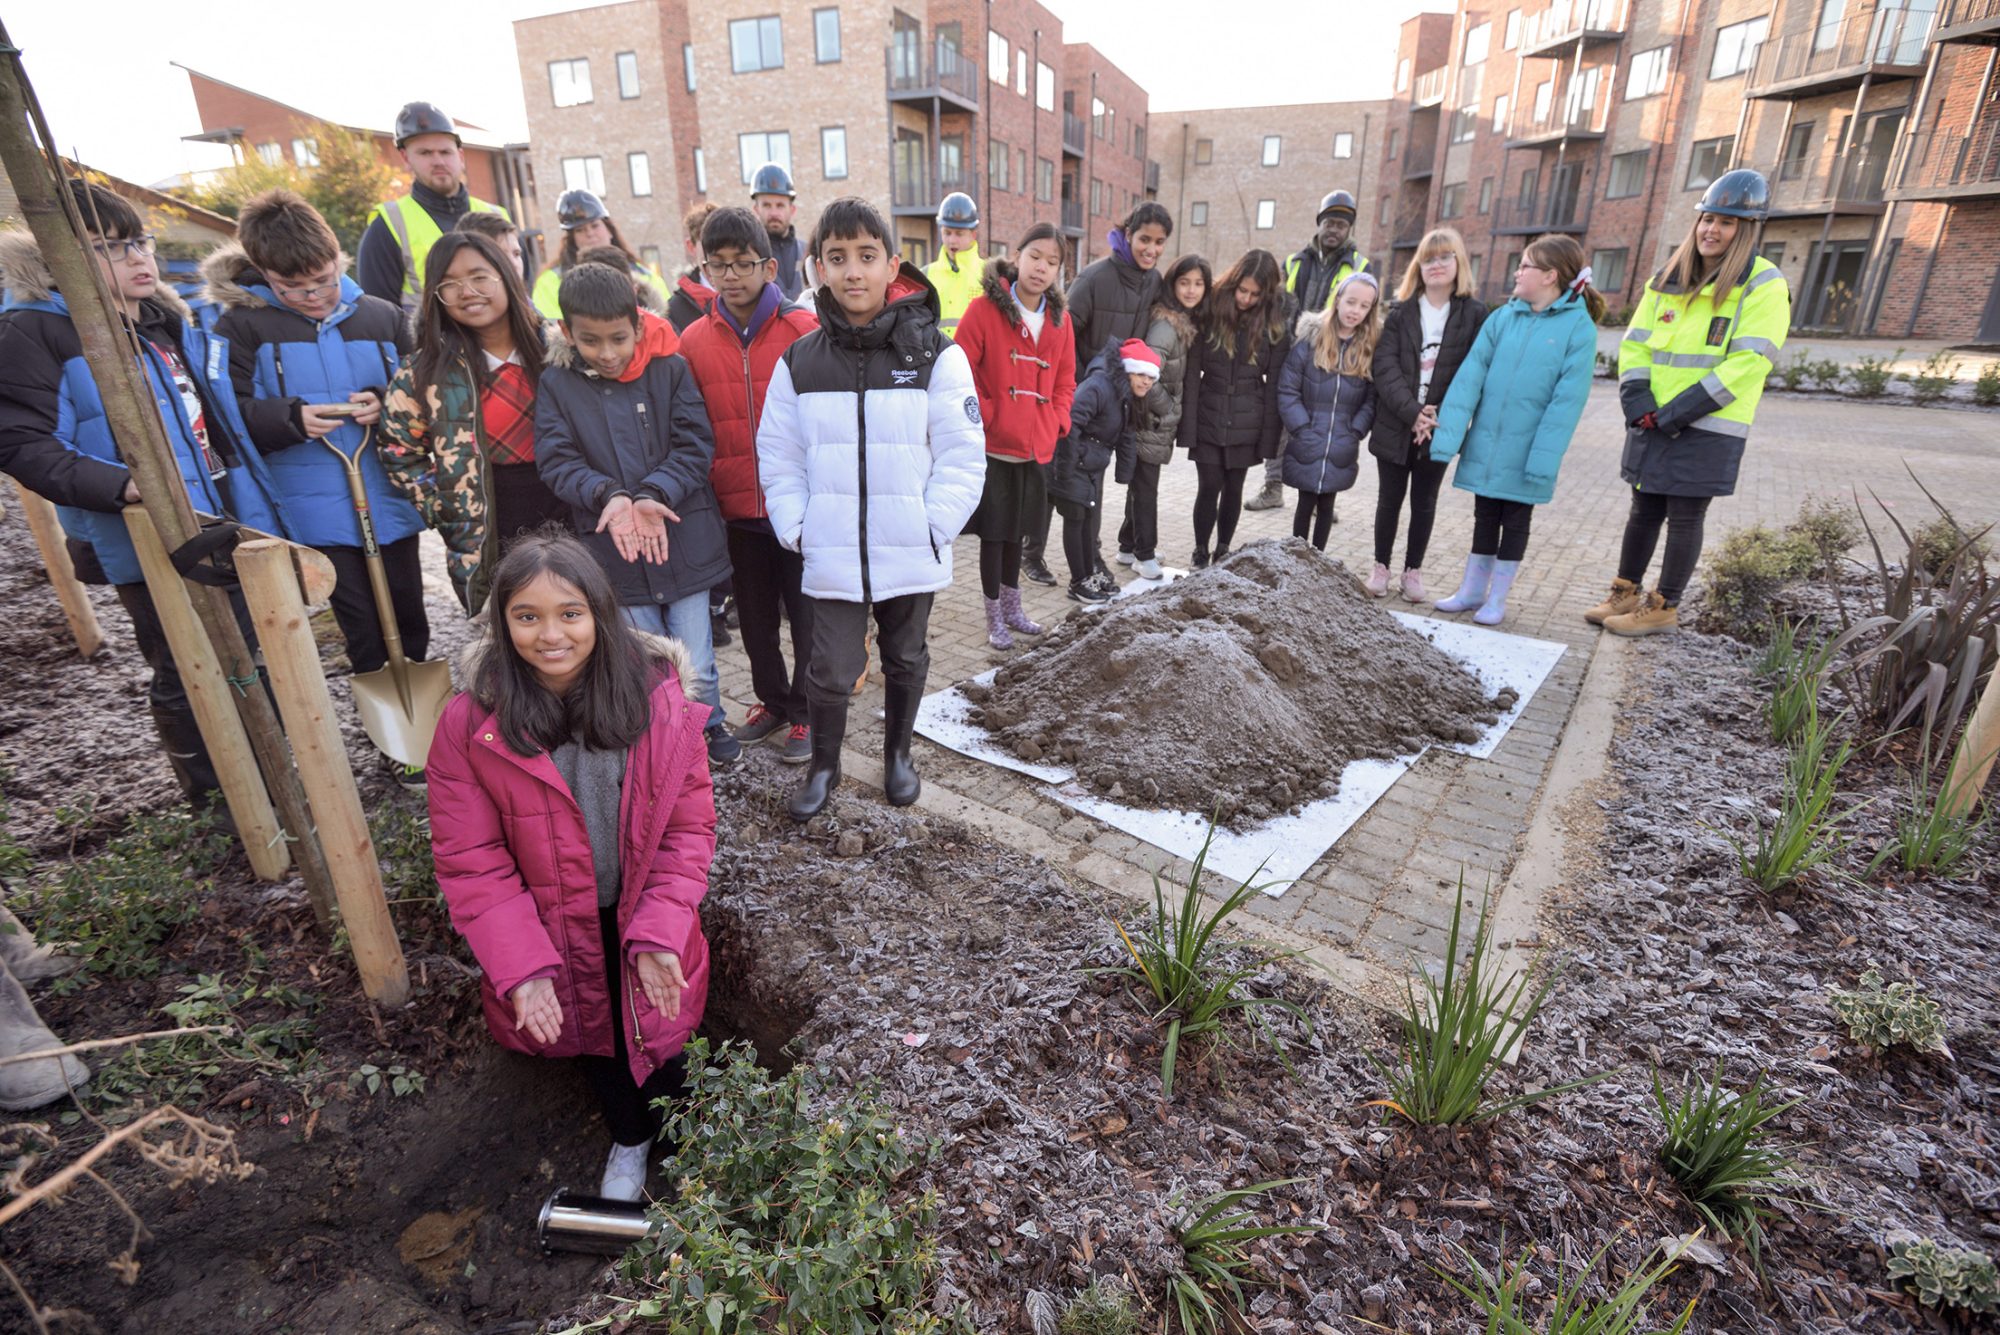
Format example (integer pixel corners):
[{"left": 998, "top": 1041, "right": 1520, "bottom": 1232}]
[{"left": 756, "top": 197, "right": 986, "bottom": 822}]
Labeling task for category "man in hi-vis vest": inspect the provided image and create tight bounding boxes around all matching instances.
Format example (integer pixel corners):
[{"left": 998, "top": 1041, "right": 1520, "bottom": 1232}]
[{"left": 356, "top": 102, "right": 510, "bottom": 315}]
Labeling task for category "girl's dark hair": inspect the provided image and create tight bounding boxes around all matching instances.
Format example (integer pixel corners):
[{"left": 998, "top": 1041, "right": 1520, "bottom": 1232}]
[
  {"left": 412, "top": 231, "right": 545, "bottom": 403},
  {"left": 558, "top": 216, "right": 637, "bottom": 269},
  {"left": 477, "top": 532, "right": 659, "bottom": 756},
  {"left": 1015, "top": 221, "right": 1063, "bottom": 255},
  {"left": 1120, "top": 201, "right": 1173, "bottom": 239},
  {"left": 810, "top": 196, "right": 895, "bottom": 259},
  {"left": 1160, "top": 253, "right": 1212, "bottom": 315},
  {"left": 1207, "top": 249, "right": 1287, "bottom": 355}
]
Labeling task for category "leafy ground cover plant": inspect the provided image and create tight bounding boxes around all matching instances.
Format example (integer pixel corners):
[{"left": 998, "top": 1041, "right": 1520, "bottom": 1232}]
[
  {"left": 1828, "top": 967, "right": 1949, "bottom": 1056},
  {"left": 1886, "top": 1236, "right": 1999, "bottom": 1316}
]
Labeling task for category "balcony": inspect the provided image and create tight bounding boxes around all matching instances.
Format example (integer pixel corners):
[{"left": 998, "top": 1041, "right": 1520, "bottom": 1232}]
[
  {"left": 1392, "top": 204, "right": 1431, "bottom": 248},
  {"left": 1402, "top": 128, "right": 1439, "bottom": 179},
  {"left": 885, "top": 40, "right": 979, "bottom": 113},
  {"left": 1062, "top": 112, "right": 1087, "bottom": 158},
  {"left": 889, "top": 163, "right": 980, "bottom": 217},
  {"left": 1504, "top": 106, "right": 1608, "bottom": 149},
  {"left": 1931, "top": 0, "right": 2000, "bottom": 44},
  {"left": 1492, "top": 184, "right": 1594, "bottom": 235},
  {"left": 1890, "top": 120, "right": 2000, "bottom": 200},
  {"left": 1146, "top": 159, "right": 1161, "bottom": 194},
  {"left": 1060, "top": 197, "right": 1085, "bottom": 235},
  {"left": 1412, "top": 66, "right": 1448, "bottom": 108},
  {"left": 1767, "top": 147, "right": 1895, "bottom": 216},
  {"left": 1745, "top": 6, "right": 1933, "bottom": 100},
  {"left": 1520, "top": 0, "right": 1629, "bottom": 57}
]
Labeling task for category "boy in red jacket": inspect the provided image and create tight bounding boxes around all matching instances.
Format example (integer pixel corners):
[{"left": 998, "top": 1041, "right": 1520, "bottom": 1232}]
[{"left": 677, "top": 207, "right": 820, "bottom": 763}]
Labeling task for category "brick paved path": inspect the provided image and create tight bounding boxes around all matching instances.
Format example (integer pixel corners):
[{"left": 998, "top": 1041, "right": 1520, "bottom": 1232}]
[{"left": 714, "top": 384, "right": 1999, "bottom": 980}]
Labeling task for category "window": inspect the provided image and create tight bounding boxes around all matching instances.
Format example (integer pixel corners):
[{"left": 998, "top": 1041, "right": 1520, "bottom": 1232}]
[
  {"left": 1262, "top": 135, "right": 1282, "bottom": 166},
  {"left": 1452, "top": 106, "right": 1477, "bottom": 143},
  {"left": 1135, "top": 125, "right": 1146, "bottom": 160},
  {"left": 1590, "top": 248, "right": 1628, "bottom": 293},
  {"left": 1504, "top": 8, "right": 1521, "bottom": 48},
  {"left": 815, "top": 8, "right": 841, "bottom": 62},
  {"left": 1518, "top": 166, "right": 1539, "bottom": 205},
  {"left": 1814, "top": 0, "right": 1846, "bottom": 51},
  {"left": 1397, "top": 57, "right": 1411, "bottom": 92},
  {"left": 1016, "top": 50, "right": 1027, "bottom": 95},
  {"left": 1333, "top": 131, "right": 1353, "bottom": 159},
  {"left": 1387, "top": 128, "right": 1400, "bottom": 159},
  {"left": 1684, "top": 136, "right": 1733, "bottom": 189},
  {"left": 1190, "top": 201, "right": 1209, "bottom": 226},
  {"left": 1092, "top": 97, "right": 1107, "bottom": 138},
  {"left": 1504, "top": 250, "right": 1522, "bottom": 279},
  {"left": 1607, "top": 149, "right": 1649, "bottom": 198},
  {"left": 1090, "top": 177, "right": 1101, "bottom": 214},
  {"left": 628, "top": 151, "right": 652, "bottom": 196},
  {"left": 1036, "top": 157, "right": 1054, "bottom": 202},
  {"left": 1440, "top": 182, "right": 1467, "bottom": 218},
  {"left": 641, "top": 245, "right": 662, "bottom": 271},
  {"left": 1468, "top": 253, "right": 1482, "bottom": 286},
  {"left": 1533, "top": 80, "right": 1553, "bottom": 123},
  {"left": 1255, "top": 199, "right": 1276, "bottom": 230},
  {"left": 1626, "top": 46, "right": 1670, "bottom": 99},
  {"left": 617, "top": 50, "right": 640, "bottom": 98},
  {"left": 729, "top": 17, "right": 783, "bottom": 73},
  {"left": 988, "top": 30, "right": 1008, "bottom": 83},
  {"left": 684, "top": 43, "right": 697, "bottom": 90},
  {"left": 549, "top": 58, "right": 592, "bottom": 106},
  {"left": 1780, "top": 121, "right": 1815, "bottom": 180},
  {"left": 989, "top": 137, "right": 1009, "bottom": 190},
  {"left": 1760, "top": 241, "right": 1786, "bottom": 266},
  {"left": 822, "top": 126, "right": 848, "bottom": 179},
  {"left": 1017, "top": 148, "right": 1028, "bottom": 195},
  {"left": 1463, "top": 20, "right": 1491, "bottom": 64},
  {"left": 1711, "top": 16, "right": 1768, "bottom": 78},
  {"left": 692, "top": 147, "right": 707, "bottom": 194},
  {"left": 1564, "top": 66, "right": 1601, "bottom": 122},
  {"left": 1492, "top": 93, "right": 1510, "bottom": 134},
  {"left": 1478, "top": 176, "right": 1494, "bottom": 213},
  {"left": 291, "top": 138, "right": 318, "bottom": 167},
  {"left": 256, "top": 141, "right": 282, "bottom": 166},
  {"left": 1035, "top": 62, "right": 1055, "bottom": 111},
  {"left": 1378, "top": 196, "right": 1392, "bottom": 226},
  {"left": 1194, "top": 138, "right": 1213, "bottom": 165},
  {"left": 561, "top": 156, "right": 606, "bottom": 195},
  {"left": 738, "top": 130, "right": 792, "bottom": 183}
]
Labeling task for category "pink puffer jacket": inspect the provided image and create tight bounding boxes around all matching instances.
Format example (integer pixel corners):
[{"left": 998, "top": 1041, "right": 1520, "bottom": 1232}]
[{"left": 427, "top": 642, "right": 715, "bottom": 1087}]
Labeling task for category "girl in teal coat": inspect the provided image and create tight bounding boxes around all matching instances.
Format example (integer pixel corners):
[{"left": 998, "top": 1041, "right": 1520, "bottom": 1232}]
[{"left": 1428, "top": 234, "right": 1604, "bottom": 625}]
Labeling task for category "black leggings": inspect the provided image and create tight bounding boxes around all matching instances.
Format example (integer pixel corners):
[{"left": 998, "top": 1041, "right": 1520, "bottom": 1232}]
[
  {"left": 579, "top": 904, "right": 691, "bottom": 1146},
  {"left": 1617, "top": 489, "right": 1713, "bottom": 605},
  {"left": 1293, "top": 490, "right": 1338, "bottom": 550},
  {"left": 1471, "top": 495, "right": 1535, "bottom": 562},
  {"left": 978, "top": 539, "right": 1022, "bottom": 600},
  {"left": 1193, "top": 462, "right": 1249, "bottom": 552},
  {"left": 1373, "top": 457, "right": 1449, "bottom": 569},
  {"left": 1057, "top": 487, "right": 1104, "bottom": 586}
]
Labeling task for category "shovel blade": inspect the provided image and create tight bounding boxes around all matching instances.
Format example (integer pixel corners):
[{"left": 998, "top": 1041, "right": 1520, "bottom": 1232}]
[{"left": 351, "top": 659, "right": 457, "bottom": 770}]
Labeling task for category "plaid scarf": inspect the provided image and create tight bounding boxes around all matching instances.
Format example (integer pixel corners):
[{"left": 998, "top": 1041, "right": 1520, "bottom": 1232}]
[{"left": 481, "top": 361, "right": 537, "bottom": 465}]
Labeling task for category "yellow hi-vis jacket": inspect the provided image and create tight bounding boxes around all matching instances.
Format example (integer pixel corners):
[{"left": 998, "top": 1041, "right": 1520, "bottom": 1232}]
[
  {"left": 368, "top": 193, "right": 509, "bottom": 313},
  {"left": 531, "top": 263, "right": 673, "bottom": 320},
  {"left": 1616, "top": 254, "right": 1790, "bottom": 497},
  {"left": 925, "top": 245, "right": 984, "bottom": 338}
]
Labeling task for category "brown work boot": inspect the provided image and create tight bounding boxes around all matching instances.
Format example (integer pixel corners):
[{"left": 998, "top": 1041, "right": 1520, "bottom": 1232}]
[
  {"left": 1583, "top": 577, "right": 1642, "bottom": 626},
  {"left": 1604, "top": 591, "right": 1679, "bottom": 637}
]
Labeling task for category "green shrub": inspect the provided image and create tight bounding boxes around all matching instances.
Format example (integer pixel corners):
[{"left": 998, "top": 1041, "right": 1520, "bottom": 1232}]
[
  {"left": 1974, "top": 362, "right": 2000, "bottom": 407},
  {"left": 1899, "top": 349, "right": 1962, "bottom": 406},
  {"left": 1655, "top": 1065, "right": 1798, "bottom": 1268},
  {"left": 1733, "top": 709, "right": 1856, "bottom": 892},
  {"left": 1168, "top": 1180, "right": 1317, "bottom": 1335},
  {"left": 1828, "top": 967, "right": 1948, "bottom": 1056},
  {"left": 621, "top": 1038, "right": 953, "bottom": 1334},
  {"left": 1804, "top": 356, "right": 1846, "bottom": 391},
  {"left": 1756, "top": 619, "right": 1834, "bottom": 746},
  {"left": 1702, "top": 524, "right": 1818, "bottom": 640},
  {"left": 1058, "top": 1278, "right": 1140, "bottom": 1335},
  {"left": 1786, "top": 493, "right": 1864, "bottom": 570},
  {"left": 1886, "top": 1237, "right": 1999, "bottom": 1316},
  {"left": 1909, "top": 513, "right": 1993, "bottom": 579},
  {"left": 1775, "top": 348, "right": 1816, "bottom": 392},
  {"left": 1440, "top": 1236, "right": 1696, "bottom": 1334},
  {"left": 1845, "top": 351, "right": 1901, "bottom": 398},
  {"left": 1888, "top": 760, "right": 1989, "bottom": 875}
]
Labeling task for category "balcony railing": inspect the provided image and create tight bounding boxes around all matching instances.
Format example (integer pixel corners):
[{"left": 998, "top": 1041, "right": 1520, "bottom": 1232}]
[
  {"left": 1772, "top": 146, "right": 1895, "bottom": 213},
  {"left": 1061, "top": 112, "right": 1088, "bottom": 157},
  {"left": 1891, "top": 120, "right": 2000, "bottom": 201},
  {"left": 1146, "top": 159, "right": 1161, "bottom": 193},
  {"left": 1505, "top": 104, "right": 1609, "bottom": 147},
  {"left": 1413, "top": 66, "right": 1448, "bottom": 107},
  {"left": 885, "top": 40, "right": 980, "bottom": 110},
  {"left": 1745, "top": 5, "right": 1934, "bottom": 99},
  {"left": 1931, "top": 0, "right": 2000, "bottom": 42},
  {"left": 1403, "top": 128, "right": 1439, "bottom": 178},
  {"left": 1392, "top": 204, "right": 1430, "bottom": 248},
  {"left": 1492, "top": 182, "right": 1594, "bottom": 234},
  {"left": 1520, "top": 0, "right": 1630, "bottom": 55},
  {"left": 889, "top": 163, "right": 980, "bottom": 215},
  {"left": 1060, "top": 198, "right": 1085, "bottom": 234}
]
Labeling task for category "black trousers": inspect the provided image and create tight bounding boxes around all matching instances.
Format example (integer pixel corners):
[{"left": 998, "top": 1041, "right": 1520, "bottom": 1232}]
[
  {"left": 324, "top": 534, "right": 430, "bottom": 676},
  {"left": 578, "top": 904, "right": 691, "bottom": 1147},
  {"left": 1373, "top": 457, "right": 1449, "bottom": 569},
  {"left": 1024, "top": 496, "right": 1054, "bottom": 558},
  {"left": 804, "top": 592, "right": 933, "bottom": 709},
  {"left": 1116, "top": 460, "right": 1161, "bottom": 561},
  {"left": 488, "top": 461, "right": 569, "bottom": 549},
  {"left": 1193, "top": 462, "right": 1249, "bottom": 552},
  {"left": 978, "top": 541, "right": 1022, "bottom": 600},
  {"left": 1293, "top": 490, "right": 1338, "bottom": 551},
  {"left": 115, "top": 578, "right": 262, "bottom": 803},
  {"left": 1056, "top": 473, "right": 1105, "bottom": 585},
  {"left": 1471, "top": 495, "right": 1535, "bottom": 562},
  {"left": 726, "top": 524, "right": 812, "bottom": 724},
  {"left": 1617, "top": 489, "right": 1713, "bottom": 605}
]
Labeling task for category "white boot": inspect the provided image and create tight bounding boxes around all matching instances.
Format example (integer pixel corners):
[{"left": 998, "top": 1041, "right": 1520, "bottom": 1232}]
[
  {"left": 600, "top": 1140, "right": 649, "bottom": 1202},
  {"left": 0, "top": 904, "right": 76, "bottom": 983},
  {"left": 1433, "top": 554, "right": 1495, "bottom": 614},
  {"left": 0, "top": 963, "right": 89, "bottom": 1112}
]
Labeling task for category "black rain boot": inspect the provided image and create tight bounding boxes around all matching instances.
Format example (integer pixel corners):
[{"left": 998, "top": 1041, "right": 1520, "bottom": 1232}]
[
  {"left": 788, "top": 699, "right": 848, "bottom": 822},
  {"left": 880, "top": 680, "right": 923, "bottom": 807},
  {"left": 152, "top": 706, "right": 221, "bottom": 810}
]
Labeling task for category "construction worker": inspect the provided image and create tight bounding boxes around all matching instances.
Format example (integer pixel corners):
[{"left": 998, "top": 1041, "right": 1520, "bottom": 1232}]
[
  {"left": 924, "top": 191, "right": 983, "bottom": 339},
  {"left": 531, "top": 189, "right": 671, "bottom": 319},
  {"left": 356, "top": 102, "right": 510, "bottom": 314},
  {"left": 1593, "top": 168, "right": 1790, "bottom": 638},
  {"left": 750, "top": 162, "right": 807, "bottom": 299},
  {"left": 1250, "top": 189, "right": 1372, "bottom": 511}
]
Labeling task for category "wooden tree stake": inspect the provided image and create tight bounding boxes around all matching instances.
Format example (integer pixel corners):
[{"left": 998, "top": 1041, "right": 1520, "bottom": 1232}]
[
  {"left": 9, "top": 479, "right": 103, "bottom": 657},
  {"left": 1941, "top": 662, "right": 2000, "bottom": 819}
]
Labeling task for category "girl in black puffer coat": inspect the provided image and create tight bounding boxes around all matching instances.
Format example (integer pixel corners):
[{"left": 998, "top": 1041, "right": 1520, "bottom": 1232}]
[
  {"left": 1277, "top": 274, "right": 1381, "bottom": 551},
  {"left": 1189, "top": 249, "right": 1289, "bottom": 567}
]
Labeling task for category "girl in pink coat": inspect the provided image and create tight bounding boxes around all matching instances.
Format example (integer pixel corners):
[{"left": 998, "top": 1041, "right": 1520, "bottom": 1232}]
[{"left": 427, "top": 532, "right": 715, "bottom": 1202}]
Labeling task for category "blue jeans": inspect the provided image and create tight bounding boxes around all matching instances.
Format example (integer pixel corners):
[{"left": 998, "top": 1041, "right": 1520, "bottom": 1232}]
[{"left": 620, "top": 593, "right": 724, "bottom": 733}]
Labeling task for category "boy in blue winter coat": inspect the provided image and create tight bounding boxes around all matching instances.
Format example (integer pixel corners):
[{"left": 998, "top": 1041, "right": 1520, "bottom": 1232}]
[
  {"left": 0, "top": 180, "right": 289, "bottom": 809},
  {"left": 207, "top": 190, "right": 428, "bottom": 778},
  {"left": 756, "top": 197, "right": 987, "bottom": 821},
  {"left": 1278, "top": 275, "right": 1381, "bottom": 552}
]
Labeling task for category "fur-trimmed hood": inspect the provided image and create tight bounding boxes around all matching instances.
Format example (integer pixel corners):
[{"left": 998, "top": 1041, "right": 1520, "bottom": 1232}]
[
  {"left": 1294, "top": 307, "right": 1328, "bottom": 344},
  {"left": 546, "top": 307, "right": 680, "bottom": 376},
  {"left": 0, "top": 226, "right": 193, "bottom": 322},
  {"left": 977, "top": 260, "right": 1066, "bottom": 330},
  {"left": 199, "top": 241, "right": 367, "bottom": 314},
  {"left": 1148, "top": 297, "right": 1195, "bottom": 346},
  {"left": 456, "top": 624, "right": 696, "bottom": 700}
]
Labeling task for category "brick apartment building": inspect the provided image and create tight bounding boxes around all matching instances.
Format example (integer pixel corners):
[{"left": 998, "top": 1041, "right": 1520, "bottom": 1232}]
[
  {"left": 1152, "top": 101, "right": 1391, "bottom": 274},
  {"left": 513, "top": 0, "right": 1154, "bottom": 278},
  {"left": 1377, "top": 0, "right": 2000, "bottom": 342}
]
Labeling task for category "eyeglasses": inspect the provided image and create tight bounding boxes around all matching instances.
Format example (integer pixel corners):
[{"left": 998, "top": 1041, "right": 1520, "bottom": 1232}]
[
  {"left": 1516, "top": 262, "right": 1556, "bottom": 274},
  {"left": 1421, "top": 255, "right": 1457, "bottom": 267},
  {"left": 435, "top": 273, "right": 502, "bottom": 304},
  {"left": 272, "top": 273, "right": 342, "bottom": 300},
  {"left": 90, "top": 234, "right": 156, "bottom": 262},
  {"left": 702, "top": 257, "right": 769, "bottom": 278}
]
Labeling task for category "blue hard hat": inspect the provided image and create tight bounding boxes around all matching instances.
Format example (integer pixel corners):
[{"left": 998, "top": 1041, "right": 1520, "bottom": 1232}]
[{"left": 1699, "top": 169, "right": 1770, "bottom": 221}]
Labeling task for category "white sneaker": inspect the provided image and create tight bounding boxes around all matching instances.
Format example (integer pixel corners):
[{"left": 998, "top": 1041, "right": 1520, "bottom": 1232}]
[
  {"left": 1115, "top": 550, "right": 1137, "bottom": 566},
  {"left": 600, "top": 1140, "right": 649, "bottom": 1202},
  {"left": 1136, "top": 557, "right": 1163, "bottom": 580}
]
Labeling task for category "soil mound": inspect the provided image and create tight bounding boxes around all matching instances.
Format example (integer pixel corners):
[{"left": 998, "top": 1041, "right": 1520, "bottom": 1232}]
[{"left": 965, "top": 539, "right": 1513, "bottom": 827}]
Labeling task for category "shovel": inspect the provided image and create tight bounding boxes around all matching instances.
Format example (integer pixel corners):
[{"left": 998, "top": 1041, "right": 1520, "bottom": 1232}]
[{"left": 321, "top": 423, "right": 455, "bottom": 770}]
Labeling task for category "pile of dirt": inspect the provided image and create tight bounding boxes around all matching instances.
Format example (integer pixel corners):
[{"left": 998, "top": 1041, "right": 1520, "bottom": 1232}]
[{"left": 964, "top": 539, "right": 1514, "bottom": 827}]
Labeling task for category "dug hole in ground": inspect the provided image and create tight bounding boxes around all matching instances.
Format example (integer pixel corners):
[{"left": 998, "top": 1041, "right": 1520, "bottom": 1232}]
[{"left": 0, "top": 512, "right": 1994, "bottom": 1333}]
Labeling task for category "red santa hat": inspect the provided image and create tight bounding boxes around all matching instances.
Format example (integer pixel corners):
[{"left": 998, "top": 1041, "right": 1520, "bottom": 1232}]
[{"left": 1119, "top": 339, "right": 1163, "bottom": 377}]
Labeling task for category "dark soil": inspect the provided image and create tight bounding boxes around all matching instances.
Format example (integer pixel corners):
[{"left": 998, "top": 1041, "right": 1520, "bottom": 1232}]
[{"left": 965, "top": 538, "right": 1512, "bottom": 828}]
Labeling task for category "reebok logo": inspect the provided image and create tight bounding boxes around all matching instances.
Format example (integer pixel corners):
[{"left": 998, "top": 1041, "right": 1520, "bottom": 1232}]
[{"left": 892, "top": 369, "right": 919, "bottom": 385}]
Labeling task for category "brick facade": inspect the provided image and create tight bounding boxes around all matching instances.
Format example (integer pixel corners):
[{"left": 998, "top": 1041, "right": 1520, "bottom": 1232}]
[{"left": 1062, "top": 43, "right": 1150, "bottom": 269}]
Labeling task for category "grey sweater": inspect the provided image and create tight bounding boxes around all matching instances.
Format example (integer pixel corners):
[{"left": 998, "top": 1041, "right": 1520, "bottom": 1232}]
[{"left": 550, "top": 739, "right": 628, "bottom": 908}]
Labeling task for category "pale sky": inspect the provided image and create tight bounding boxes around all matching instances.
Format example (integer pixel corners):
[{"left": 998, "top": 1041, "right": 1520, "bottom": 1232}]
[{"left": 9, "top": 0, "right": 1449, "bottom": 187}]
